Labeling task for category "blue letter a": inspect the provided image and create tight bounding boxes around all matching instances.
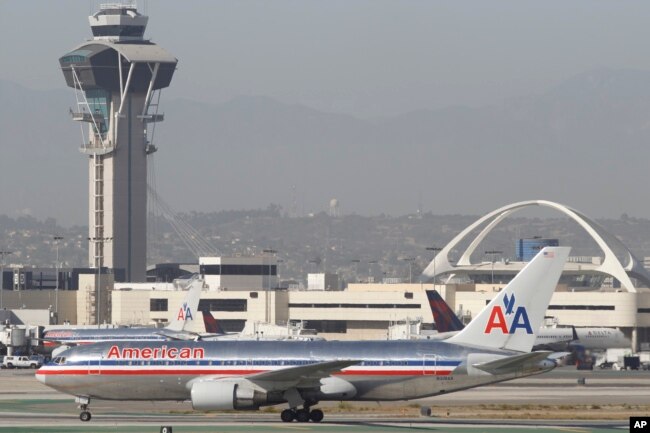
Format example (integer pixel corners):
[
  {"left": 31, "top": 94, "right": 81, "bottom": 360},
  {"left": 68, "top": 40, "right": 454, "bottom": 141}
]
[{"left": 509, "top": 306, "right": 532, "bottom": 334}]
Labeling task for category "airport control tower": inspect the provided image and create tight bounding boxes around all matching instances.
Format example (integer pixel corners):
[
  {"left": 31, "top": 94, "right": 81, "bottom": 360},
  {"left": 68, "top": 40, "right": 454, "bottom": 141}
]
[{"left": 59, "top": 4, "right": 177, "bottom": 282}]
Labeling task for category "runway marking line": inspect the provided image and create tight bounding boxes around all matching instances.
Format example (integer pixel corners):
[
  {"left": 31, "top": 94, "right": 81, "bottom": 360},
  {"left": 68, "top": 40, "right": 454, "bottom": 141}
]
[{"left": 553, "top": 428, "right": 589, "bottom": 433}]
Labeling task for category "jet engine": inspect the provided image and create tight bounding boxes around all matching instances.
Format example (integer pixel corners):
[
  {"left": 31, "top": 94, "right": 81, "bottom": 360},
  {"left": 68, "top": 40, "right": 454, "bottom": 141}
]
[
  {"left": 301, "top": 376, "right": 357, "bottom": 401},
  {"left": 191, "top": 379, "right": 266, "bottom": 411}
]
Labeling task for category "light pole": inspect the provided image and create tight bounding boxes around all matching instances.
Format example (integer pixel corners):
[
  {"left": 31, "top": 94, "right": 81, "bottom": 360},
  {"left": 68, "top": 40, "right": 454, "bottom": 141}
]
[
  {"left": 53, "top": 236, "right": 64, "bottom": 322},
  {"left": 89, "top": 237, "right": 112, "bottom": 326},
  {"left": 262, "top": 249, "right": 277, "bottom": 324},
  {"left": 426, "top": 247, "right": 442, "bottom": 286},
  {"left": 0, "top": 251, "right": 13, "bottom": 310},
  {"left": 368, "top": 260, "right": 377, "bottom": 283},
  {"left": 485, "top": 250, "right": 503, "bottom": 285},
  {"left": 276, "top": 259, "right": 284, "bottom": 286},
  {"left": 350, "top": 259, "right": 360, "bottom": 282},
  {"left": 400, "top": 257, "right": 415, "bottom": 283}
]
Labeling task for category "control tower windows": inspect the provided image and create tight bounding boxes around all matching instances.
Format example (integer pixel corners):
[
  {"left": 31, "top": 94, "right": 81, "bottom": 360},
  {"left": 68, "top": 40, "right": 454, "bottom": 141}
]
[
  {"left": 85, "top": 89, "right": 109, "bottom": 137},
  {"left": 91, "top": 25, "right": 145, "bottom": 38}
]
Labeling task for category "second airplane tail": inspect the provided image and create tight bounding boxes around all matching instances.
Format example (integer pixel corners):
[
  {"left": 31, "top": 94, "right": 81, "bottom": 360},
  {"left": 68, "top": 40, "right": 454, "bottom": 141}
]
[
  {"left": 447, "top": 246, "right": 570, "bottom": 353},
  {"left": 166, "top": 277, "right": 203, "bottom": 332},
  {"left": 202, "top": 310, "right": 227, "bottom": 335},
  {"left": 426, "top": 289, "right": 465, "bottom": 333}
]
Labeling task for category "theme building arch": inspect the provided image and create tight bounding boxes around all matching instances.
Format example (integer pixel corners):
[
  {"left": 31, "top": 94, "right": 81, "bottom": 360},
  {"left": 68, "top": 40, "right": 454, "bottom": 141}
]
[{"left": 420, "top": 200, "right": 650, "bottom": 292}]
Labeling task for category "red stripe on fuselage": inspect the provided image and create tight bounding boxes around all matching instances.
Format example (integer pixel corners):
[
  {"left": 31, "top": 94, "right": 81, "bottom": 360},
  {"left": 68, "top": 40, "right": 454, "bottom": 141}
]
[
  {"left": 36, "top": 368, "right": 452, "bottom": 376},
  {"left": 43, "top": 341, "right": 96, "bottom": 347}
]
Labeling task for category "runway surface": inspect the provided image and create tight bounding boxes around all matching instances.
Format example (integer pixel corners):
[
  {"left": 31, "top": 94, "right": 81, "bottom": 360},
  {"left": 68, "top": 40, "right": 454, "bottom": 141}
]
[{"left": 0, "top": 367, "right": 644, "bottom": 432}]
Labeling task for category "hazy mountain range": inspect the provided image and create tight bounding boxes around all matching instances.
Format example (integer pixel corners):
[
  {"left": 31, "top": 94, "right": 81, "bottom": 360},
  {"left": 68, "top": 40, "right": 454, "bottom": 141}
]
[
  {"left": 3, "top": 209, "right": 650, "bottom": 286},
  {"left": 2, "top": 68, "right": 650, "bottom": 225}
]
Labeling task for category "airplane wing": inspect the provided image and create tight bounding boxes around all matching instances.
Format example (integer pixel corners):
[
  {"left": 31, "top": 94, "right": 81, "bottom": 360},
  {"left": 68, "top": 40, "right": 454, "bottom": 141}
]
[
  {"left": 472, "top": 351, "right": 553, "bottom": 375},
  {"left": 197, "top": 360, "right": 359, "bottom": 392},
  {"left": 249, "top": 359, "right": 358, "bottom": 388}
]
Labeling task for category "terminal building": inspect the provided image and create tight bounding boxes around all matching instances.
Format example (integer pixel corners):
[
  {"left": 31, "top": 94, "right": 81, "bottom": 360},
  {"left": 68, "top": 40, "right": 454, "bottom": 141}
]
[
  {"left": 515, "top": 237, "right": 559, "bottom": 262},
  {"left": 2, "top": 201, "right": 650, "bottom": 350},
  {"left": 2, "top": 201, "right": 649, "bottom": 351}
]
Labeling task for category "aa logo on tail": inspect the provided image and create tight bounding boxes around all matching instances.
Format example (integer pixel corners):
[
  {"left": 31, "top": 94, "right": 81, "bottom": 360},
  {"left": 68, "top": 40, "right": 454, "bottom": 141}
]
[
  {"left": 177, "top": 302, "right": 194, "bottom": 321},
  {"left": 484, "top": 293, "right": 532, "bottom": 334}
]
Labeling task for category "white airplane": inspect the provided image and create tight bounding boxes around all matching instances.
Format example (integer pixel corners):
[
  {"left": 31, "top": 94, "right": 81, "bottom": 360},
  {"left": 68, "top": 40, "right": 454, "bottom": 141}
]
[
  {"left": 37, "top": 247, "right": 569, "bottom": 423},
  {"left": 41, "top": 277, "right": 204, "bottom": 352},
  {"left": 572, "top": 327, "right": 630, "bottom": 350}
]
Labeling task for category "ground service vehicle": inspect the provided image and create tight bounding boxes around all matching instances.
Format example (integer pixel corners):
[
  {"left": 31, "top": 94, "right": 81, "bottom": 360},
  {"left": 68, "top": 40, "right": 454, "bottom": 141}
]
[{"left": 3, "top": 355, "right": 42, "bottom": 369}]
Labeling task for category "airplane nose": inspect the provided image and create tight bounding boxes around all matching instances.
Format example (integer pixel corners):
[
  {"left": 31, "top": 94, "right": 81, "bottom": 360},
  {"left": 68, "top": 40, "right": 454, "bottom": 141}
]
[{"left": 35, "top": 370, "right": 47, "bottom": 385}]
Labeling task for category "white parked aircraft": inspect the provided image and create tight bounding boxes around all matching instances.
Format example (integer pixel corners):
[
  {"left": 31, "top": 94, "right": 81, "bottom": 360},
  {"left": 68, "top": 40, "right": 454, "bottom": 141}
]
[{"left": 41, "top": 277, "right": 204, "bottom": 352}]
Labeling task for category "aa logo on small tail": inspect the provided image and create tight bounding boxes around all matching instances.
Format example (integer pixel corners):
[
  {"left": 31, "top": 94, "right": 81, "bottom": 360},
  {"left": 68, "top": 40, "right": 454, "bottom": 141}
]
[
  {"left": 177, "top": 302, "right": 194, "bottom": 321},
  {"left": 503, "top": 294, "right": 516, "bottom": 315},
  {"left": 484, "top": 293, "right": 532, "bottom": 334}
]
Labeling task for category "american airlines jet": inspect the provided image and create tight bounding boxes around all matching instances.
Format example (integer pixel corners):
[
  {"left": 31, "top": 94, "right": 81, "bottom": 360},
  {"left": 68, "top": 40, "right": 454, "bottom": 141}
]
[
  {"left": 41, "top": 277, "right": 204, "bottom": 351},
  {"left": 37, "top": 247, "right": 569, "bottom": 424}
]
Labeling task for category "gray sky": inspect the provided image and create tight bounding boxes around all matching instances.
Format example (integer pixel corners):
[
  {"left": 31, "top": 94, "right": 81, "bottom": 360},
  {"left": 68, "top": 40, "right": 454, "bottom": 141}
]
[
  {"left": 2, "top": 1, "right": 650, "bottom": 223},
  {"left": 3, "top": 1, "right": 650, "bottom": 117}
]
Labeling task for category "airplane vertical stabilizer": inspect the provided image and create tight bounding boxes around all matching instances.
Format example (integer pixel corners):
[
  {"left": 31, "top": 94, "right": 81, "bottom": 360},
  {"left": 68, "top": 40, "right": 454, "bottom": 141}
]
[
  {"left": 166, "top": 278, "right": 203, "bottom": 332},
  {"left": 447, "top": 246, "right": 570, "bottom": 352},
  {"left": 202, "top": 310, "right": 226, "bottom": 335},
  {"left": 426, "top": 290, "right": 465, "bottom": 333}
]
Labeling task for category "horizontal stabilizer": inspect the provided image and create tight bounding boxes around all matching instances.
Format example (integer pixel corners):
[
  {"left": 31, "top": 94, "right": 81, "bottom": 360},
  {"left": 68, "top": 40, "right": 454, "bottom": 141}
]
[{"left": 472, "top": 351, "right": 552, "bottom": 375}]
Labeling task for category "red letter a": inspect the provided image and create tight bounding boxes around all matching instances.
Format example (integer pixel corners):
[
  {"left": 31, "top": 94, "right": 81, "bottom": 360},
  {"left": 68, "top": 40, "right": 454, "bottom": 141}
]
[{"left": 484, "top": 307, "right": 508, "bottom": 334}]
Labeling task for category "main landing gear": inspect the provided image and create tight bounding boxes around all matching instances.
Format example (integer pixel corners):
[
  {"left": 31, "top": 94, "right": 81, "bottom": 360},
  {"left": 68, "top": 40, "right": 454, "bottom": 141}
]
[
  {"left": 280, "top": 406, "right": 324, "bottom": 423},
  {"left": 76, "top": 396, "right": 92, "bottom": 422},
  {"left": 79, "top": 410, "right": 92, "bottom": 422}
]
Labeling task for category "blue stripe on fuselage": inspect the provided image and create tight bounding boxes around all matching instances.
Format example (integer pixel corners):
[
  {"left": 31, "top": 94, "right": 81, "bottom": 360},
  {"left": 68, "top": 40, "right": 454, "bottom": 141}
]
[{"left": 56, "top": 359, "right": 462, "bottom": 368}]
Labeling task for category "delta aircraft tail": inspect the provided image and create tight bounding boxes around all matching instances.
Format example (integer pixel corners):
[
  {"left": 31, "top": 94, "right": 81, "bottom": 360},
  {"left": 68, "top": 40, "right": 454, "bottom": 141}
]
[
  {"left": 447, "top": 246, "right": 570, "bottom": 352},
  {"left": 201, "top": 310, "right": 227, "bottom": 335},
  {"left": 426, "top": 289, "right": 465, "bottom": 333}
]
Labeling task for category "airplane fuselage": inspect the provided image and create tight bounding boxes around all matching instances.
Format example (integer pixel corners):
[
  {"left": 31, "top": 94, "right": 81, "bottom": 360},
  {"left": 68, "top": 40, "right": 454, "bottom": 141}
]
[
  {"left": 572, "top": 328, "right": 630, "bottom": 350},
  {"left": 37, "top": 339, "right": 554, "bottom": 403},
  {"left": 43, "top": 328, "right": 170, "bottom": 347}
]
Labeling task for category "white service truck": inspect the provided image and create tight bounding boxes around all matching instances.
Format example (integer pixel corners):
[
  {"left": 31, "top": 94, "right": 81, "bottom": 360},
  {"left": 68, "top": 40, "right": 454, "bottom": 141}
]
[{"left": 2, "top": 355, "right": 42, "bottom": 369}]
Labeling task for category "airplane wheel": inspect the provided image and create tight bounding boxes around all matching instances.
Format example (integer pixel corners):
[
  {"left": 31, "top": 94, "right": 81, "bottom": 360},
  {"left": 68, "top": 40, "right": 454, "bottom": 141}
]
[
  {"left": 295, "top": 409, "right": 310, "bottom": 423},
  {"left": 280, "top": 409, "right": 295, "bottom": 422},
  {"left": 79, "top": 411, "right": 92, "bottom": 422},
  {"left": 310, "top": 409, "right": 324, "bottom": 423}
]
